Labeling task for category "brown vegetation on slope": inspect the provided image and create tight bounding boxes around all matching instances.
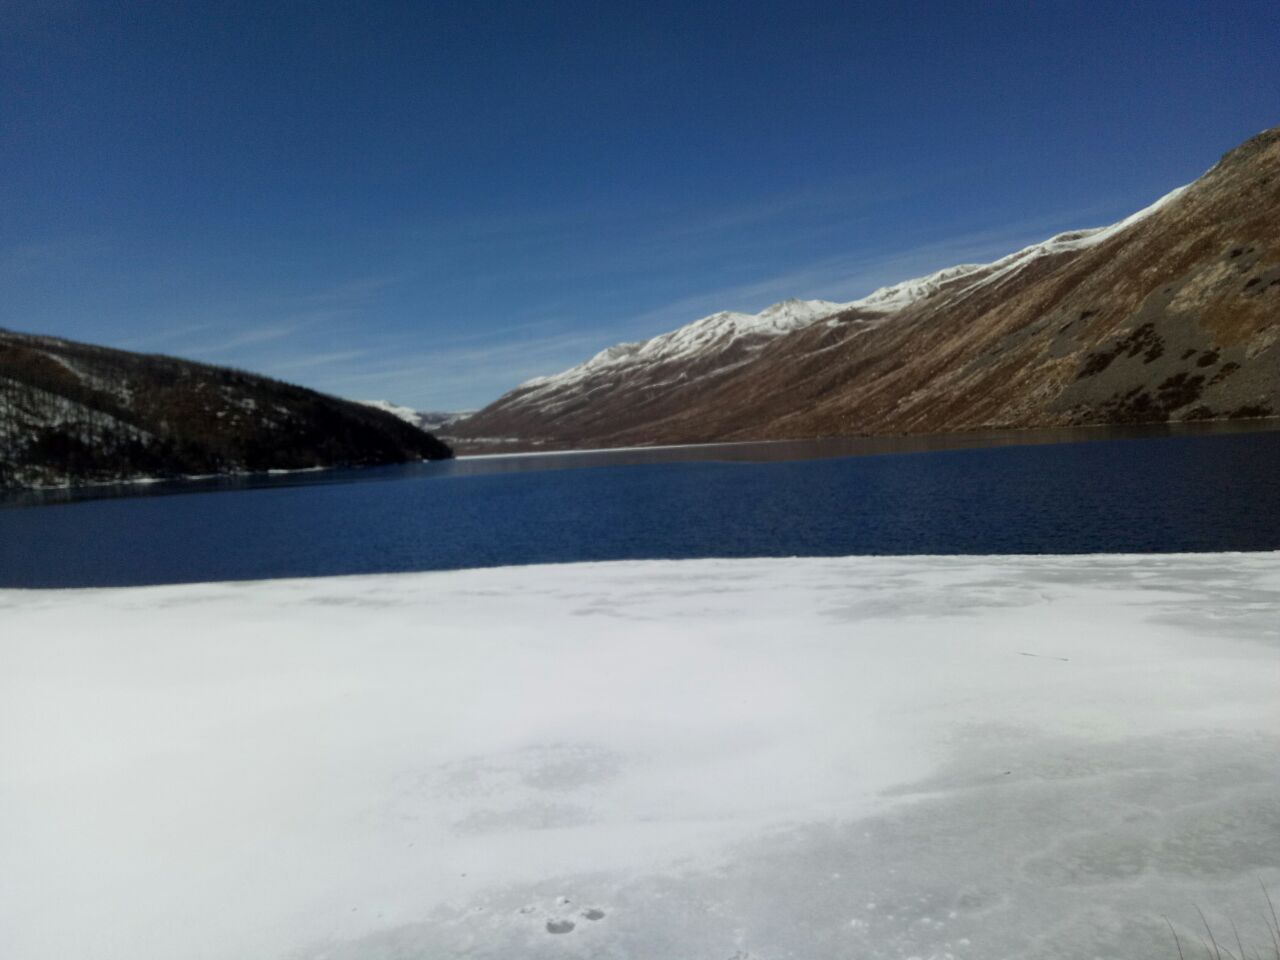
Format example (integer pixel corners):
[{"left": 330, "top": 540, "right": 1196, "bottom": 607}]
[{"left": 454, "top": 126, "right": 1280, "bottom": 449}]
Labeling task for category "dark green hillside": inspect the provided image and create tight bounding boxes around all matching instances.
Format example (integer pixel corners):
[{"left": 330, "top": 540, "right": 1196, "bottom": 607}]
[{"left": 0, "top": 329, "right": 451, "bottom": 489}]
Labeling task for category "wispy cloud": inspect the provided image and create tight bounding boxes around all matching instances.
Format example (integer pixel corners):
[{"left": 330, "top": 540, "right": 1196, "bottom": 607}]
[
  {"left": 265, "top": 349, "right": 370, "bottom": 373},
  {"left": 262, "top": 272, "right": 418, "bottom": 310},
  {"left": 128, "top": 270, "right": 410, "bottom": 363},
  {"left": 116, "top": 323, "right": 218, "bottom": 352},
  {"left": 188, "top": 322, "right": 306, "bottom": 357},
  {"left": 314, "top": 328, "right": 618, "bottom": 409},
  {"left": 429, "top": 315, "right": 570, "bottom": 349}
]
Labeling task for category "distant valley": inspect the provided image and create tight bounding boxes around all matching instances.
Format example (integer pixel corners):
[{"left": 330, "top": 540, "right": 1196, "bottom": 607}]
[{"left": 358, "top": 400, "right": 475, "bottom": 433}]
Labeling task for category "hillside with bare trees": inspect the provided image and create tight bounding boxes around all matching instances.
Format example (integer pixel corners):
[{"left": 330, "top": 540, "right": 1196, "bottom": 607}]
[{"left": 0, "top": 330, "right": 452, "bottom": 489}]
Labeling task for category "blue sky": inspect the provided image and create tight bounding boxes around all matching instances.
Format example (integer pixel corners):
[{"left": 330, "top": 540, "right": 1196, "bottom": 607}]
[{"left": 3, "top": 1, "right": 1278, "bottom": 410}]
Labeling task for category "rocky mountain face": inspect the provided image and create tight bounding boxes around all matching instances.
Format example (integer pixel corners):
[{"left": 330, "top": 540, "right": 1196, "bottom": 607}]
[
  {"left": 454, "top": 126, "right": 1280, "bottom": 450},
  {"left": 0, "top": 330, "right": 452, "bottom": 489}
]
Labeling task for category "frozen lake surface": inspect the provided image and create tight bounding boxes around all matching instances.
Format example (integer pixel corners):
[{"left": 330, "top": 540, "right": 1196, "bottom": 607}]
[{"left": 3, "top": 552, "right": 1279, "bottom": 959}]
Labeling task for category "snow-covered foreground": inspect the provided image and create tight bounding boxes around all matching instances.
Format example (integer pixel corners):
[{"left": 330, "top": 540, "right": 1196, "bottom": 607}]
[{"left": 3, "top": 554, "right": 1279, "bottom": 960}]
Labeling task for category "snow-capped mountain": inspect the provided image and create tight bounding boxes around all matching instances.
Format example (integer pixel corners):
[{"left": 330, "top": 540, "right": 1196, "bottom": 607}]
[
  {"left": 846, "top": 264, "right": 987, "bottom": 312},
  {"left": 514, "top": 260, "right": 1051, "bottom": 403},
  {"left": 359, "top": 401, "right": 474, "bottom": 432},
  {"left": 359, "top": 399, "right": 424, "bottom": 424},
  {"left": 453, "top": 125, "right": 1280, "bottom": 449},
  {"left": 468, "top": 271, "right": 1008, "bottom": 435},
  {"left": 519, "top": 299, "right": 850, "bottom": 395}
]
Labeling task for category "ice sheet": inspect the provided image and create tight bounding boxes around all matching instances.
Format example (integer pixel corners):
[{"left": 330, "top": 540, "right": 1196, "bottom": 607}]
[{"left": 2, "top": 553, "right": 1278, "bottom": 959}]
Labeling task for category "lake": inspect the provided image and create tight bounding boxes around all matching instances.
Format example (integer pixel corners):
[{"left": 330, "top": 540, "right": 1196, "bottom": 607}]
[{"left": 3, "top": 421, "right": 1280, "bottom": 588}]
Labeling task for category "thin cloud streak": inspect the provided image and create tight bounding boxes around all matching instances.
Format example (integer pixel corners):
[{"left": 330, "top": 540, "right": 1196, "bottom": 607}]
[
  {"left": 116, "top": 323, "right": 218, "bottom": 352},
  {"left": 188, "top": 323, "right": 306, "bottom": 357},
  {"left": 314, "top": 329, "right": 620, "bottom": 410},
  {"left": 265, "top": 349, "right": 370, "bottom": 373},
  {"left": 262, "top": 272, "right": 418, "bottom": 310}
]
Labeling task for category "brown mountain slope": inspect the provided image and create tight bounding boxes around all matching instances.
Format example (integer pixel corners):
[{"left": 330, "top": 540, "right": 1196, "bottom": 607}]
[
  {"left": 0, "top": 329, "right": 452, "bottom": 489},
  {"left": 454, "top": 126, "right": 1280, "bottom": 449}
]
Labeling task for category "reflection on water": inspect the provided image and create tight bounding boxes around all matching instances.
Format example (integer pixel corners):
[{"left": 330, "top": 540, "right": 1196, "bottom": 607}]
[
  {"left": 3, "top": 421, "right": 1280, "bottom": 587},
  {"left": 446, "top": 419, "right": 1280, "bottom": 473},
  {"left": 6, "top": 419, "right": 1279, "bottom": 509}
]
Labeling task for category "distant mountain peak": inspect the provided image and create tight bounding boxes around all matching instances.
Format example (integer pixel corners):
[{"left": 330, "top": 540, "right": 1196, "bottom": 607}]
[
  {"left": 518, "top": 297, "right": 855, "bottom": 397},
  {"left": 359, "top": 400, "right": 474, "bottom": 432}
]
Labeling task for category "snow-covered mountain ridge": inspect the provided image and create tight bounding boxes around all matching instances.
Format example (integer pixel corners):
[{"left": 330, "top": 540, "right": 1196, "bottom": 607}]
[
  {"left": 520, "top": 298, "right": 848, "bottom": 393},
  {"left": 453, "top": 124, "right": 1280, "bottom": 449},
  {"left": 507, "top": 184, "right": 1189, "bottom": 403}
]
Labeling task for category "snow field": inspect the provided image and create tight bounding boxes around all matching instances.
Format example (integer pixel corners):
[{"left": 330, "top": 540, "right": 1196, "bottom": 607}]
[{"left": 2, "top": 552, "right": 1278, "bottom": 959}]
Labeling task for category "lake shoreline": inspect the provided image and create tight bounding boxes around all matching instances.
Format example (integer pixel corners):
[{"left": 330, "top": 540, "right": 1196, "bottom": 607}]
[
  {"left": 6, "top": 415, "right": 1280, "bottom": 511},
  {"left": 4, "top": 426, "right": 1280, "bottom": 587},
  {"left": 447, "top": 413, "right": 1280, "bottom": 459}
]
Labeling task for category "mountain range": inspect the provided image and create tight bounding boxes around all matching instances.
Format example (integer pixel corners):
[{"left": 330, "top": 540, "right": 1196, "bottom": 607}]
[
  {"left": 5, "top": 127, "right": 1277, "bottom": 486},
  {"left": 451, "top": 125, "right": 1280, "bottom": 451}
]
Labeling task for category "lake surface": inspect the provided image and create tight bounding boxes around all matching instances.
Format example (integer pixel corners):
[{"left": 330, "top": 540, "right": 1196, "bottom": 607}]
[{"left": 3, "top": 422, "right": 1280, "bottom": 587}]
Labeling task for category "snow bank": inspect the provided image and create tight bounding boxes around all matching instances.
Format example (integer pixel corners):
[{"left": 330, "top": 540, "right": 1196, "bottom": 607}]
[{"left": 2, "top": 553, "right": 1279, "bottom": 959}]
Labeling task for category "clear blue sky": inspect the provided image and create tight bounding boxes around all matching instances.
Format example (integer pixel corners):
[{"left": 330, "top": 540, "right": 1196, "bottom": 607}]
[{"left": 3, "top": 1, "right": 1278, "bottom": 410}]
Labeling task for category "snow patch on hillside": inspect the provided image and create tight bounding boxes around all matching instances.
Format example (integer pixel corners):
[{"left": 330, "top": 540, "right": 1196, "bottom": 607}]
[
  {"left": 360, "top": 399, "right": 423, "bottom": 423},
  {"left": 956, "top": 183, "right": 1191, "bottom": 298},
  {"left": 359, "top": 400, "right": 472, "bottom": 431}
]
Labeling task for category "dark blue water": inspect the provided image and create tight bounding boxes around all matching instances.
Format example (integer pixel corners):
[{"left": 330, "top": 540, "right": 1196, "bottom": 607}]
[{"left": 2, "top": 427, "right": 1280, "bottom": 588}]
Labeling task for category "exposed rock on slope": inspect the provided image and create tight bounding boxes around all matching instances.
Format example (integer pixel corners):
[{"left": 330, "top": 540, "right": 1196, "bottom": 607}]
[
  {"left": 0, "top": 330, "right": 452, "bottom": 489},
  {"left": 455, "top": 126, "right": 1280, "bottom": 449}
]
